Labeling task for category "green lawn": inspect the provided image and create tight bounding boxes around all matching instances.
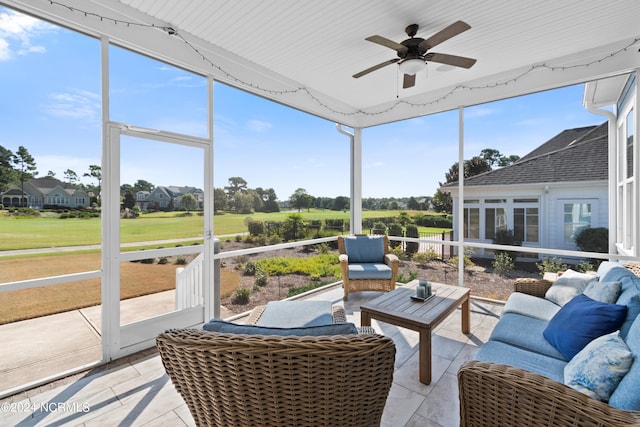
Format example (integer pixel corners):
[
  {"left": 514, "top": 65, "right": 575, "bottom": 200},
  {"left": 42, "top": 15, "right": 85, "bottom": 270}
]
[{"left": 0, "top": 209, "right": 450, "bottom": 251}]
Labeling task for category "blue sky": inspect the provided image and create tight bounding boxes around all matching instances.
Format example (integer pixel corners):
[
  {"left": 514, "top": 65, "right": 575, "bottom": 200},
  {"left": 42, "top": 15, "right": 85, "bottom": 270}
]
[{"left": 0, "top": 6, "right": 603, "bottom": 200}]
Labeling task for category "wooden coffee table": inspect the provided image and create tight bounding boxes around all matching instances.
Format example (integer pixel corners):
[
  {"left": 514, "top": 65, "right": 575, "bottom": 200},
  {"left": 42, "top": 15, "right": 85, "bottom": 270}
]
[{"left": 360, "top": 281, "right": 470, "bottom": 385}]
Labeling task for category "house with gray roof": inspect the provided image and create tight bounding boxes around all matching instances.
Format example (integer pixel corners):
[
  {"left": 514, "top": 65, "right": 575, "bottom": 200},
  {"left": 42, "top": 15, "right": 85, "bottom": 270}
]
[
  {"left": 1, "top": 177, "right": 90, "bottom": 209},
  {"left": 441, "top": 122, "right": 608, "bottom": 259},
  {"left": 135, "top": 185, "right": 204, "bottom": 211}
]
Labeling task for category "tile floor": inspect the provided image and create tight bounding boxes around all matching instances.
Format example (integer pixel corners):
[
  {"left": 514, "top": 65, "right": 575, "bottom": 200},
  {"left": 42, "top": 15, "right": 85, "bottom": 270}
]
[{"left": 0, "top": 285, "right": 503, "bottom": 427}]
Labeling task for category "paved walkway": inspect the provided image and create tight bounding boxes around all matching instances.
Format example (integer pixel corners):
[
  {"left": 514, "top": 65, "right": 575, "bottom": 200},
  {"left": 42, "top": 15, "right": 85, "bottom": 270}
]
[
  {"left": 0, "top": 290, "right": 233, "bottom": 396},
  {"left": 0, "top": 233, "right": 246, "bottom": 257}
]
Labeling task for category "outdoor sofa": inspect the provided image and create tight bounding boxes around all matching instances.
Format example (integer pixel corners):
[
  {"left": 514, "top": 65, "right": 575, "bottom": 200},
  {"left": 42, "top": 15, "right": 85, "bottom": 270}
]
[{"left": 458, "top": 261, "right": 640, "bottom": 426}]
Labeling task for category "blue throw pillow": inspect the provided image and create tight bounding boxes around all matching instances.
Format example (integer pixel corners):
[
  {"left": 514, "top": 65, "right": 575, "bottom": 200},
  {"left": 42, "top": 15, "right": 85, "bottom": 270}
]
[
  {"left": 583, "top": 280, "right": 622, "bottom": 304},
  {"left": 543, "top": 294, "right": 627, "bottom": 360},
  {"left": 564, "top": 331, "right": 633, "bottom": 402}
]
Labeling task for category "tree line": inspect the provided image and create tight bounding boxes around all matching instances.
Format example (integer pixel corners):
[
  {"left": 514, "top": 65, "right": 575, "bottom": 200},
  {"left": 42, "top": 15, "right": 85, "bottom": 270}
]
[{"left": 1, "top": 144, "right": 517, "bottom": 214}]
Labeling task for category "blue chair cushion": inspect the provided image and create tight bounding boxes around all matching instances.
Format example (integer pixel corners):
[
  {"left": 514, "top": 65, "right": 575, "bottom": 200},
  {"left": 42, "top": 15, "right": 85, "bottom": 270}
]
[
  {"left": 348, "top": 263, "right": 392, "bottom": 280},
  {"left": 344, "top": 235, "right": 385, "bottom": 263},
  {"left": 255, "top": 300, "right": 333, "bottom": 327},
  {"left": 490, "top": 312, "right": 565, "bottom": 360},
  {"left": 475, "top": 340, "right": 565, "bottom": 383},
  {"left": 543, "top": 294, "right": 627, "bottom": 360},
  {"left": 203, "top": 319, "right": 358, "bottom": 336},
  {"left": 502, "top": 292, "right": 561, "bottom": 322}
]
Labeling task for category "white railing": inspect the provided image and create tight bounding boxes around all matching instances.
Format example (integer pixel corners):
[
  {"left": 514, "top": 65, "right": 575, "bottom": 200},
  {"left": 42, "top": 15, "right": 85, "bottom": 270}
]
[{"left": 175, "top": 252, "right": 204, "bottom": 310}]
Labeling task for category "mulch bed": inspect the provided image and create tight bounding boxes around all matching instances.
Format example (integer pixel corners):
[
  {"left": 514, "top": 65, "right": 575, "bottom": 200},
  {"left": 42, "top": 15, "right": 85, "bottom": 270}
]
[{"left": 218, "top": 239, "right": 541, "bottom": 316}]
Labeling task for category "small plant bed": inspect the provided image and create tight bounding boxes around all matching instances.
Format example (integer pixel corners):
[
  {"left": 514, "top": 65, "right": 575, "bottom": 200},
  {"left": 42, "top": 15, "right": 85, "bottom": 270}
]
[{"left": 218, "top": 240, "right": 542, "bottom": 316}]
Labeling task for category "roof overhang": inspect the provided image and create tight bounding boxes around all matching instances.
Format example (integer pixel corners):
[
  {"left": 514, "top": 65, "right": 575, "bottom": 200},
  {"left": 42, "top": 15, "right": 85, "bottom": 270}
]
[{"left": 4, "top": 0, "right": 640, "bottom": 127}]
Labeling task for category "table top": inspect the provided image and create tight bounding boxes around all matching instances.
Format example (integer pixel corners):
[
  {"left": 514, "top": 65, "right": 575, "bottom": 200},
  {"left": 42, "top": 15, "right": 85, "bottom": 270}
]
[{"left": 360, "top": 281, "right": 470, "bottom": 330}]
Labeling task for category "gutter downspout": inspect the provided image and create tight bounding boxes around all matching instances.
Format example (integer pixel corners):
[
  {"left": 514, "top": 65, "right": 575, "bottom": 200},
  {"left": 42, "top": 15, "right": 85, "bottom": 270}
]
[
  {"left": 336, "top": 124, "right": 362, "bottom": 234},
  {"left": 585, "top": 93, "right": 617, "bottom": 258}
]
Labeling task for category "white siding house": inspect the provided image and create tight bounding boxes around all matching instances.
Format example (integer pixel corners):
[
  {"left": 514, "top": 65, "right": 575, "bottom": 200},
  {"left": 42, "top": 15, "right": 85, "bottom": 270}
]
[{"left": 442, "top": 122, "right": 609, "bottom": 259}]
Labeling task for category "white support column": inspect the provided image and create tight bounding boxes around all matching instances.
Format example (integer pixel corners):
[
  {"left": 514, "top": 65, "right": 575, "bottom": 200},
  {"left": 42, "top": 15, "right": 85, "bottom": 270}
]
[
  {"left": 457, "top": 106, "right": 465, "bottom": 287},
  {"left": 204, "top": 76, "right": 217, "bottom": 320},
  {"left": 336, "top": 124, "right": 362, "bottom": 234},
  {"left": 352, "top": 127, "right": 363, "bottom": 234},
  {"left": 100, "top": 37, "right": 120, "bottom": 361}
]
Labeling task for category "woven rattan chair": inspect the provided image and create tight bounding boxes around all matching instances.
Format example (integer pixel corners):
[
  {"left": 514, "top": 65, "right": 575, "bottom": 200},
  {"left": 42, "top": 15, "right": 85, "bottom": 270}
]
[
  {"left": 338, "top": 235, "right": 398, "bottom": 300},
  {"left": 458, "top": 360, "right": 640, "bottom": 426},
  {"left": 157, "top": 329, "right": 396, "bottom": 427}
]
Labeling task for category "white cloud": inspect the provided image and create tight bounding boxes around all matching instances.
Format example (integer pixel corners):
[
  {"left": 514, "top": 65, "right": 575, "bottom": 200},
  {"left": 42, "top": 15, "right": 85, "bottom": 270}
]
[
  {"left": 0, "top": 8, "right": 52, "bottom": 61},
  {"left": 41, "top": 89, "right": 101, "bottom": 120},
  {"left": 247, "top": 119, "right": 272, "bottom": 132},
  {"left": 0, "top": 38, "right": 9, "bottom": 61}
]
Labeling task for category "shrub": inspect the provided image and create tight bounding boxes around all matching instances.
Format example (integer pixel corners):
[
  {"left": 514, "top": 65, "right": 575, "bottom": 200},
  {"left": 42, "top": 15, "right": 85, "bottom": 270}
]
[
  {"left": 396, "top": 271, "right": 418, "bottom": 283},
  {"left": 405, "top": 224, "right": 419, "bottom": 255},
  {"left": 247, "top": 220, "right": 265, "bottom": 236},
  {"left": 577, "top": 259, "right": 595, "bottom": 273},
  {"left": 412, "top": 248, "right": 439, "bottom": 266},
  {"left": 254, "top": 253, "right": 340, "bottom": 278},
  {"left": 371, "top": 221, "right": 387, "bottom": 235},
  {"left": 387, "top": 222, "right": 403, "bottom": 249},
  {"left": 316, "top": 243, "right": 331, "bottom": 254},
  {"left": 158, "top": 257, "right": 169, "bottom": 265},
  {"left": 234, "top": 288, "right": 250, "bottom": 304},
  {"left": 448, "top": 255, "right": 474, "bottom": 268},
  {"left": 575, "top": 227, "right": 608, "bottom": 253},
  {"left": 389, "top": 245, "right": 404, "bottom": 258},
  {"left": 254, "top": 268, "right": 269, "bottom": 287},
  {"left": 140, "top": 257, "right": 155, "bottom": 264},
  {"left": 242, "top": 261, "right": 258, "bottom": 276},
  {"left": 175, "top": 256, "right": 187, "bottom": 265},
  {"left": 492, "top": 252, "right": 514, "bottom": 276},
  {"left": 536, "top": 256, "right": 567, "bottom": 274}
]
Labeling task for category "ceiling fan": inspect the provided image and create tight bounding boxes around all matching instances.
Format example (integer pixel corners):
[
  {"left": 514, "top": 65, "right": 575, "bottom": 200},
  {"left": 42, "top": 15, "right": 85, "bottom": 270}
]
[{"left": 353, "top": 21, "right": 477, "bottom": 88}]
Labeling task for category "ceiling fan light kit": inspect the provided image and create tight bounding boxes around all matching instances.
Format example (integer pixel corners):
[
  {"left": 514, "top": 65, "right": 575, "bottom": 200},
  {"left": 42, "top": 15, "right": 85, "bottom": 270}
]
[
  {"left": 399, "top": 58, "right": 426, "bottom": 75},
  {"left": 354, "top": 21, "right": 476, "bottom": 88}
]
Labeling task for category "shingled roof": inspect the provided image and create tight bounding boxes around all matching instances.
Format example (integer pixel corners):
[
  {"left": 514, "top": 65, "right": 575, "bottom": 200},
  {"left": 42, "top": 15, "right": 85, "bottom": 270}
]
[{"left": 442, "top": 122, "right": 608, "bottom": 188}]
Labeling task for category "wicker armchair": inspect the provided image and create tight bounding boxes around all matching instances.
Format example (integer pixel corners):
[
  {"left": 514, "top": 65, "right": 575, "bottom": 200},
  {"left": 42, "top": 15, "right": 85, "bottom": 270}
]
[
  {"left": 157, "top": 329, "right": 396, "bottom": 427},
  {"left": 458, "top": 361, "right": 640, "bottom": 427},
  {"left": 338, "top": 235, "right": 398, "bottom": 301},
  {"left": 512, "top": 277, "right": 553, "bottom": 298}
]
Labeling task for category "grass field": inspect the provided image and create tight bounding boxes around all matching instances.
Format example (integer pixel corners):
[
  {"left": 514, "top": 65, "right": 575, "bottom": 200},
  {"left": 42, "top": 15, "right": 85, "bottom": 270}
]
[{"left": 0, "top": 209, "right": 449, "bottom": 251}]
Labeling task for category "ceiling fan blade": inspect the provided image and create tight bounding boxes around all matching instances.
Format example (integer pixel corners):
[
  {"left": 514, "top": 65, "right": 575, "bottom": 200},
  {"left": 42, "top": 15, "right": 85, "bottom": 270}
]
[
  {"left": 403, "top": 74, "right": 416, "bottom": 89},
  {"left": 352, "top": 58, "right": 400, "bottom": 78},
  {"left": 419, "top": 20, "right": 471, "bottom": 50},
  {"left": 365, "top": 35, "right": 409, "bottom": 54},
  {"left": 427, "top": 52, "right": 477, "bottom": 69}
]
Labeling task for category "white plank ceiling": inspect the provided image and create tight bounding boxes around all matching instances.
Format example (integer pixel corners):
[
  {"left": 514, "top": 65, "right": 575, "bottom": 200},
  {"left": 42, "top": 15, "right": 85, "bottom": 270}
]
[{"left": 6, "top": 0, "right": 640, "bottom": 127}]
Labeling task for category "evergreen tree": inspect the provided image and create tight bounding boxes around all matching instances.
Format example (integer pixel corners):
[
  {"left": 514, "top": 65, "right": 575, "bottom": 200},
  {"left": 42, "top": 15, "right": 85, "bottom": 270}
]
[
  {"left": 13, "top": 146, "right": 37, "bottom": 207},
  {"left": 0, "top": 145, "right": 15, "bottom": 193}
]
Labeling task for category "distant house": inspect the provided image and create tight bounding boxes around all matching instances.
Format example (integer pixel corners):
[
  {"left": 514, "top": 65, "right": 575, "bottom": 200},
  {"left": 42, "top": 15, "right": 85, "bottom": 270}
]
[
  {"left": 441, "top": 122, "right": 608, "bottom": 259},
  {"left": 1, "top": 177, "right": 90, "bottom": 209},
  {"left": 135, "top": 185, "right": 204, "bottom": 210}
]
